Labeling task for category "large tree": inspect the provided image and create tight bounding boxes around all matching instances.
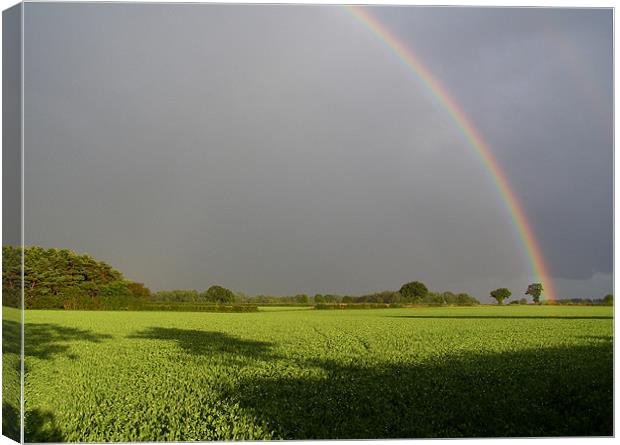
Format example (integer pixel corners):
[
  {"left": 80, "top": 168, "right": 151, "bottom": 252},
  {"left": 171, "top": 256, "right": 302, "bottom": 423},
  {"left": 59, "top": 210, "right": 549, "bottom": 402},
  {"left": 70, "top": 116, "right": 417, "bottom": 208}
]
[
  {"left": 490, "top": 288, "right": 511, "bottom": 305},
  {"left": 525, "top": 283, "right": 543, "bottom": 304},
  {"left": 399, "top": 281, "right": 429, "bottom": 303},
  {"left": 3, "top": 246, "right": 149, "bottom": 309},
  {"left": 202, "top": 285, "right": 235, "bottom": 303}
]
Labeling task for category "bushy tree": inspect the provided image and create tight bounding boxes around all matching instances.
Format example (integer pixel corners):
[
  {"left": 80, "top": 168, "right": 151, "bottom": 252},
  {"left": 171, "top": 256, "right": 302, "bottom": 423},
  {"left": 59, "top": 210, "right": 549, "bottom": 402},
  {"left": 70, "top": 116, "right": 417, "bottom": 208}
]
[
  {"left": 202, "top": 285, "right": 235, "bottom": 303},
  {"left": 422, "top": 292, "right": 445, "bottom": 305},
  {"left": 456, "top": 293, "right": 480, "bottom": 306},
  {"left": 399, "top": 281, "right": 429, "bottom": 303},
  {"left": 2, "top": 245, "right": 22, "bottom": 307},
  {"left": 440, "top": 291, "right": 458, "bottom": 305},
  {"left": 2, "top": 246, "right": 147, "bottom": 310},
  {"left": 603, "top": 294, "right": 613, "bottom": 306},
  {"left": 127, "top": 282, "right": 151, "bottom": 300},
  {"left": 295, "top": 294, "right": 309, "bottom": 304},
  {"left": 490, "top": 288, "right": 511, "bottom": 305},
  {"left": 525, "top": 283, "right": 543, "bottom": 304}
]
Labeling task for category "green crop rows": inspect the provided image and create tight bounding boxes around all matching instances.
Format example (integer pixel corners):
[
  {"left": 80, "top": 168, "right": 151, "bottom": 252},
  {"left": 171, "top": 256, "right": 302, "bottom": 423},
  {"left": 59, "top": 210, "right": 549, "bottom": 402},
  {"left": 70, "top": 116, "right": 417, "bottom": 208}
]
[
  {"left": 2, "top": 307, "right": 21, "bottom": 442},
  {"left": 12, "top": 305, "right": 613, "bottom": 441}
]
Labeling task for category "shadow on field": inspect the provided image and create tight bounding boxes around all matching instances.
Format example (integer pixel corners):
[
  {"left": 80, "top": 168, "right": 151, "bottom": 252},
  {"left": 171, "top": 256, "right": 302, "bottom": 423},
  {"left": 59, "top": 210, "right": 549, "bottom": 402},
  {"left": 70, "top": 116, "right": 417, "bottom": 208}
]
[
  {"left": 387, "top": 315, "right": 612, "bottom": 320},
  {"left": 25, "top": 408, "right": 63, "bottom": 442},
  {"left": 2, "top": 318, "right": 20, "bottom": 353},
  {"left": 128, "top": 327, "right": 274, "bottom": 358},
  {"left": 24, "top": 322, "right": 112, "bottom": 360},
  {"left": 230, "top": 343, "right": 613, "bottom": 438},
  {"left": 3, "top": 318, "right": 21, "bottom": 442},
  {"left": 5, "top": 320, "right": 112, "bottom": 442},
  {"left": 2, "top": 401, "right": 20, "bottom": 442}
]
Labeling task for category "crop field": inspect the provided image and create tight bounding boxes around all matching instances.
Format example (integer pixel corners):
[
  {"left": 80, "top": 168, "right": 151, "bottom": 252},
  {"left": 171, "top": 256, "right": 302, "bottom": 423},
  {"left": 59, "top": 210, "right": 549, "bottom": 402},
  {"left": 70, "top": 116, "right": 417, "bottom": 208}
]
[
  {"left": 2, "top": 307, "right": 21, "bottom": 442},
  {"left": 8, "top": 305, "right": 614, "bottom": 441}
]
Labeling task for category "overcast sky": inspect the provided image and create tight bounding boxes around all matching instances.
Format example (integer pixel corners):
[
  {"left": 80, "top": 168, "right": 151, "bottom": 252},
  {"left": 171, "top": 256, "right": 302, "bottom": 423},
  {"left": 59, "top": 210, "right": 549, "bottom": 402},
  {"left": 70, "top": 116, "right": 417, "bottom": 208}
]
[{"left": 22, "top": 4, "right": 612, "bottom": 300}]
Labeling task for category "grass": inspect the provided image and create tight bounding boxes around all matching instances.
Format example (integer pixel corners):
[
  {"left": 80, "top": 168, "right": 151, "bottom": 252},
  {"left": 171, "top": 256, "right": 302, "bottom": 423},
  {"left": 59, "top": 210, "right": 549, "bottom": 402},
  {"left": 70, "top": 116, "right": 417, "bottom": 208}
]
[
  {"left": 14, "top": 305, "right": 614, "bottom": 441},
  {"left": 2, "top": 306, "right": 21, "bottom": 442}
]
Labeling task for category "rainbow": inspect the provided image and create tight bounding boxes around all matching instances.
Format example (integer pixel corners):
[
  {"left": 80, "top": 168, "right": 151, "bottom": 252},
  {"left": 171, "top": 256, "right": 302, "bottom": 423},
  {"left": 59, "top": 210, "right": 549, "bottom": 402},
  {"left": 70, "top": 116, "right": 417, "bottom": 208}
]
[{"left": 344, "top": 5, "right": 555, "bottom": 300}]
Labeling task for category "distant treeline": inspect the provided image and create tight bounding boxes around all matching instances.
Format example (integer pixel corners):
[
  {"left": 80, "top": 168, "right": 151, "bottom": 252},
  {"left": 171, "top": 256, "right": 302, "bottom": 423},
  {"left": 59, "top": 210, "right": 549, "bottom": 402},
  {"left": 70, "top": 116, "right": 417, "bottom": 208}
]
[
  {"left": 150, "top": 286, "right": 235, "bottom": 304},
  {"left": 316, "top": 303, "right": 404, "bottom": 310},
  {"left": 139, "top": 302, "right": 258, "bottom": 312},
  {"left": 506, "top": 297, "right": 612, "bottom": 306},
  {"left": 3, "top": 246, "right": 612, "bottom": 310},
  {"left": 541, "top": 297, "right": 613, "bottom": 306},
  {"left": 234, "top": 289, "right": 481, "bottom": 306},
  {"left": 2, "top": 247, "right": 480, "bottom": 310}
]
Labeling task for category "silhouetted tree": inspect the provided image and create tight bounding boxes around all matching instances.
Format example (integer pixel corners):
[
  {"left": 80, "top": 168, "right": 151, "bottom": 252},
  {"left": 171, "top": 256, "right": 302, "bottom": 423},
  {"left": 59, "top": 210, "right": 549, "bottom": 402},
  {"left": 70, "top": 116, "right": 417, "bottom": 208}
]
[
  {"left": 525, "top": 283, "right": 543, "bottom": 304},
  {"left": 399, "top": 281, "right": 428, "bottom": 303},
  {"left": 202, "top": 285, "right": 235, "bottom": 303},
  {"left": 490, "top": 288, "right": 511, "bottom": 305}
]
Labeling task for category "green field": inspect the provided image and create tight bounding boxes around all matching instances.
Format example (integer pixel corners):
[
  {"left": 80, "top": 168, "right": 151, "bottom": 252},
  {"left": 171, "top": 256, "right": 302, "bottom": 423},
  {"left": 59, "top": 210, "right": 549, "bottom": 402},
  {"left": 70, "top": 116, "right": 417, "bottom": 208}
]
[
  {"left": 11, "top": 305, "right": 614, "bottom": 441},
  {"left": 2, "top": 306, "right": 21, "bottom": 442}
]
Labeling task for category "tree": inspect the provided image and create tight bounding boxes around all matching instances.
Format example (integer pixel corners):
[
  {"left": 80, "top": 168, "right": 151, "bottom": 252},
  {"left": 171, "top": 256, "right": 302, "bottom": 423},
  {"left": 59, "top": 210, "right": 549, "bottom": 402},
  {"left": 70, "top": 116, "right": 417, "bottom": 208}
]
[
  {"left": 202, "top": 285, "right": 235, "bottom": 303},
  {"left": 152, "top": 289, "right": 199, "bottom": 303},
  {"left": 441, "top": 291, "right": 458, "bottom": 305},
  {"left": 295, "top": 294, "right": 309, "bottom": 304},
  {"left": 525, "top": 283, "right": 543, "bottom": 304},
  {"left": 456, "top": 293, "right": 480, "bottom": 306},
  {"left": 2, "top": 246, "right": 22, "bottom": 307},
  {"left": 603, "top": 294, "right": 613, "bottom": 306},
  {"left": 399, "top": 281, "right": 429, "bottom": 303},
  {"left": 2, "top": 245, "right": 145, "bottom": 310},
  {"left": 323, "top": 294, "right": 340, "bottom": 303},
  {"left": 490, "top": 288, "right": 511, "bottom": 305},
  {"left": 422, "top": 292, "right": 445, "bottom": 305},
  {"left": 127, "top": 282, "right": 151, "bottom": 301}
]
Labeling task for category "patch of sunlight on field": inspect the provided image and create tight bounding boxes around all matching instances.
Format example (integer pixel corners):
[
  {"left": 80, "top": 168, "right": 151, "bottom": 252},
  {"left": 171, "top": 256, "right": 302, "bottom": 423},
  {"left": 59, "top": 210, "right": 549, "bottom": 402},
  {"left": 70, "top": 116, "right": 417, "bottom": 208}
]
[{"left": 21, "top": 305, "right": 613, "bottom": 441}]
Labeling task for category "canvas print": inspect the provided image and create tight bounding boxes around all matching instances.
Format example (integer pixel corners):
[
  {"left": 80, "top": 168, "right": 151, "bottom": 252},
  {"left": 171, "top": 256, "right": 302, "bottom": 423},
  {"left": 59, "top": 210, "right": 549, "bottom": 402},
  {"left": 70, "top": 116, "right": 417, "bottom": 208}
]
[{"left": 2, "top": 2, "right": 614, "bottom": 442}]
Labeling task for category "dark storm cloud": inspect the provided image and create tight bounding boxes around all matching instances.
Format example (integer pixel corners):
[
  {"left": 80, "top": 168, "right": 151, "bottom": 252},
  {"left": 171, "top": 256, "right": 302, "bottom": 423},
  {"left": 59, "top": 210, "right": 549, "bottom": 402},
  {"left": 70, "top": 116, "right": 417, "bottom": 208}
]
[{"left": 21, "top": 4, "right": 612, "bottom": 299}]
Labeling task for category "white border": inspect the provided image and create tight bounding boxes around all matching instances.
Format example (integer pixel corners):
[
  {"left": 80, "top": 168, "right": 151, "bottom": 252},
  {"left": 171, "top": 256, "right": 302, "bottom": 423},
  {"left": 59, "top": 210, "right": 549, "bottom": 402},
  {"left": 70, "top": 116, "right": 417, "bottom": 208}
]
[{"left": 0, "top": 2, "right": 615, "bottom": 445}]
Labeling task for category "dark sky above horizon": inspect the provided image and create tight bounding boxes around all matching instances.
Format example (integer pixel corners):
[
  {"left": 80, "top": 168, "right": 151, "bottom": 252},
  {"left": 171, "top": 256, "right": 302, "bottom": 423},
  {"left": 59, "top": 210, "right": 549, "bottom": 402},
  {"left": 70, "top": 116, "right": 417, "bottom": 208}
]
[{"left": 21, "top": 3, "right": 613, "bottom": 301}]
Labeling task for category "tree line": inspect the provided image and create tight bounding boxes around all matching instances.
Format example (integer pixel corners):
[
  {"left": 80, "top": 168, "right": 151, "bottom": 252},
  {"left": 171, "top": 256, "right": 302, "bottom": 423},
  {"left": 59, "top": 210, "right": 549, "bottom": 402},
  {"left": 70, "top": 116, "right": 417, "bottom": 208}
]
[
  {"left": 2, "top": 246, "right": 149, "bottom": 310},
  {"left": 150, "top": 286, "right": 235, "bottom": 304},
  {"left": 2, "top": 246, "right": 612, "bottom": 310},
  {"left": 2, "top": 247, "right": 245, "bottom": 310},
  {"left": 488, "top": 284, "right": 612, "bottom": 306}
]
